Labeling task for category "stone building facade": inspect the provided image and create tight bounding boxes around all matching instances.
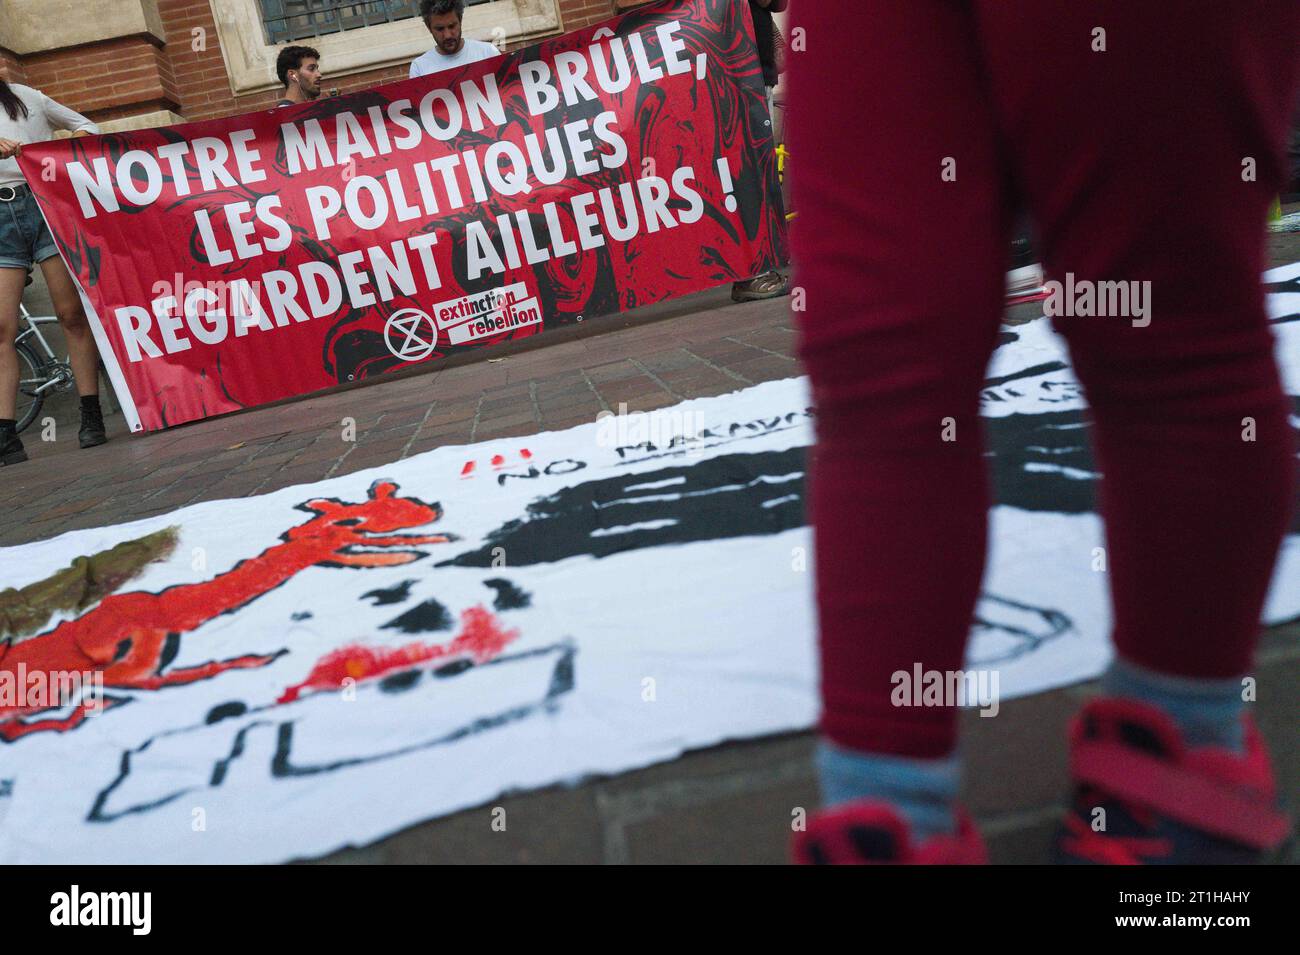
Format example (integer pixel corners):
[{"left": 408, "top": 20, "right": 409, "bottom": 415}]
[{"left": 0, "top": 0, "right": 656, "bottom": 131}]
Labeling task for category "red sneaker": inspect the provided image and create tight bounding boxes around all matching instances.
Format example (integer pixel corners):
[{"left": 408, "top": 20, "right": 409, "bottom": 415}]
[
  {"left": 1054, "top": 697, "right": 1293, "bottom": 864},
  {"left": 793, "top": 801, "right": 987, "bottom": 864}
]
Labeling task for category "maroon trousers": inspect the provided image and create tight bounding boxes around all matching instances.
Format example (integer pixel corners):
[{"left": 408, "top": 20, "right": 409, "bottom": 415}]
[{"left": 787, "top": 1, "right": 1300, "bottom": 757}]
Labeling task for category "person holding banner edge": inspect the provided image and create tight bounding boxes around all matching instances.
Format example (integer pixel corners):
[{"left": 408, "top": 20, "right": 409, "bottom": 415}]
[{"left": 0, "top": 80, "right": 106, "bottom": 465}]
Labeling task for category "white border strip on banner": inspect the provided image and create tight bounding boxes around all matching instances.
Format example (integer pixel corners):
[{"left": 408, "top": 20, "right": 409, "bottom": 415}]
[{"left": 26, "top": 186, "right": 143, "bottom": 434}]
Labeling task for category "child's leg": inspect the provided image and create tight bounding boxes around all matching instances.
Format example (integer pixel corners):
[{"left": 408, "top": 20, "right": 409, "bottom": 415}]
[
  {"left": 788, "top": 0, "right": 1007, "bottom": 832},
  {"left": 978, "top": 0, "right": 1300, "bottom": 715}
]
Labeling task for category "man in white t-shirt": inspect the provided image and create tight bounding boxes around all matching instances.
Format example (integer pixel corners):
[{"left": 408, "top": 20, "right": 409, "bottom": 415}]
[{"left": 409, "top": 0, "right": 500, "bottom": 79}]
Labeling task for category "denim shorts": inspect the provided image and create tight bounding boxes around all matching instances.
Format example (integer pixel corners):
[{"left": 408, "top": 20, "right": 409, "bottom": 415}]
[{"left": 0, "top": 184, "right": 59, "bottom": 271}]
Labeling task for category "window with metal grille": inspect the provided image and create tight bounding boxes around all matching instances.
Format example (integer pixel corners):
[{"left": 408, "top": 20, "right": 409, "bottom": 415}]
[{"left": 260, "top": 0, "right": 492, "bottom": 45}]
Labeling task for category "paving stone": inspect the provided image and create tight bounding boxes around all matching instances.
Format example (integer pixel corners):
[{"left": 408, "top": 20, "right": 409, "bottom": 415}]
[
  {"left": 474, "top": 410, "right": 537, "bottom": 433},
  {"left": 473, "top": 424, "right": 543, "bottom": 442},
  {"left": 537, "top": 390, "right": 604, "bottom": 413},
  {"left": 316, "top": 785, "right": 606, "bottom": 865},
  {"left": 420, "top": 405, "right": 479, "bottom": 428},
  {"left": 582, "top": 360, "right": 643, "bottom": 383},
  {"left": 612, "top": 393, "right": 680, "bottom": 413},
  {"left": 725, "top": 356, "right": 800, "bottom": 382}
]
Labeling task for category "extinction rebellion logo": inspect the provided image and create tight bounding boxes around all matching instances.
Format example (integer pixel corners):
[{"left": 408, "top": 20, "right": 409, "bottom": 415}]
[
  {"left": 383, "top": 308, "right": 439, "bottom": 361},
  {"left": 432, "top": 282, "right": 543, "bottom": 346},
  {"left": 383, "top": 284, "right": 542, "bottom": 359}
]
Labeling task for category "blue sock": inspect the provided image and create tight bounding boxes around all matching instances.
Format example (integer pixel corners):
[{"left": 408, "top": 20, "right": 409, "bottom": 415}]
[
  {"left": 815, "top": 742, "right": 960, "bottom": 840},
  {"left": 1102, "top": 657, "right": 1246, "bottom": 753}
]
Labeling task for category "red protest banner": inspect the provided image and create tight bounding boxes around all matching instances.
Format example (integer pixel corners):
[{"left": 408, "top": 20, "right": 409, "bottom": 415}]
[{"left": 18, "top": 0, "right": 788, "bottom": 432}]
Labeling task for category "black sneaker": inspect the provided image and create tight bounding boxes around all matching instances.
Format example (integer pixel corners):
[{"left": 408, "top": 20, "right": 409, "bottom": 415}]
[
  {"left": 0, "top": 428, "right": 27, "bottom": 466},
  {"left": 79, "top": 402, "right": 108, "bottom": 449},
  {"left": 1010, "top": 233, "right": 1036, "bottom": 271}
]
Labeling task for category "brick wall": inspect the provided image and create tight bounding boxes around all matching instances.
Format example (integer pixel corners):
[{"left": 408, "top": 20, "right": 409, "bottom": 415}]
[
  {"left": 23, "top": 36, "right": 180, "bottom": 122},
  {"left": 0, "top": 46, "right": 28, "bottom": 85}
]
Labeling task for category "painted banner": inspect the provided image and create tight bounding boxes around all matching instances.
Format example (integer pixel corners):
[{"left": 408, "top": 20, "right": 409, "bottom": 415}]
[
  {"left": 18, "top": 0, "right": 786, "bottom": 433},
  {"left": 1, "top": 267, "right": 1298, "bottom": 864}
]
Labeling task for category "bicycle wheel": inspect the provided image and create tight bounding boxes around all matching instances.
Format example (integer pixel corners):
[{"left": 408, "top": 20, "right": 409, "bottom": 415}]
[{"left": 15, "top": 340, "right": 47, "bottom": 434}]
